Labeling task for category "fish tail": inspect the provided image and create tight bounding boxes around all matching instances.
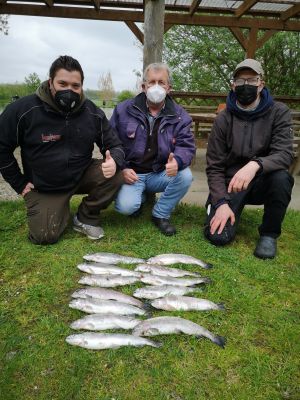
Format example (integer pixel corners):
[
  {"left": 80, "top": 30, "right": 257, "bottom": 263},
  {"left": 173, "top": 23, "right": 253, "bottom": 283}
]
[
  {"left": 217, "top": 303, "right": 226, "bottom": 311},
  {"left": 202, "top": 277, "right": 212, "bottom": 284},
  {"left": 204, "top": 262, "right": 213, "bottom": 269},
  {"left": 143, "top": 301, "right": 153, "bottom": 312},
  {"left": 213, "top": 335, "right": 227, "bottom": 348},
  {"left": 150, "top": 340, "right": 163, "bottom": 348}
]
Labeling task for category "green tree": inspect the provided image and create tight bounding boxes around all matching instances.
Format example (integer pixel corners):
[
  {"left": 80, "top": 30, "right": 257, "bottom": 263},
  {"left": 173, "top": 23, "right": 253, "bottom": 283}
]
[
  {"left": 0, "top": 15, "right": 9, "bottom": 35},
  {"left": 24, "top": 72, "right": 41, "bottom": 94},
  {"left": 117, "top": 90, "right": 135, "bottom": 103},
  {"left": 163, "top": 27, "right": 300, "bottom": 96}
]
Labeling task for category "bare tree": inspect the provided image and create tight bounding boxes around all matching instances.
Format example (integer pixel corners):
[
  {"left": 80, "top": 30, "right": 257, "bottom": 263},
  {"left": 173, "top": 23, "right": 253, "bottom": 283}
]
[{"left": 98, "top": 72, "right": 115, "bottom": 104}]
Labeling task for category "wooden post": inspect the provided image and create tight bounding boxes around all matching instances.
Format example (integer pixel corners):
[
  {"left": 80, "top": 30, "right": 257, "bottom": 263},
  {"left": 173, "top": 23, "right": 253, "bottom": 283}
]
[
  {"left": 246, "top": 27, "right": 258, "bottom": 58},
  {"left": 143, "top": 0, "right": 165, "bottom": 71}
]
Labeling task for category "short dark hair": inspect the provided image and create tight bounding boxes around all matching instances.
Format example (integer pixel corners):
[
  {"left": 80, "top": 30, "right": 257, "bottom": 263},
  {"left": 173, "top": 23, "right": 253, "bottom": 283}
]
[{"left": 49, "top": 55, "right": 84, "bottom": 83}]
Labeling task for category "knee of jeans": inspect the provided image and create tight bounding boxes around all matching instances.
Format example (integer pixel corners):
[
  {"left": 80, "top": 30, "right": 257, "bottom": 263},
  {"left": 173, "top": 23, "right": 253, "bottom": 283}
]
[
  {"left": 204, "top": 225, "right": 234, "bottom": 246},
  {"left": 177, "top": 168, "right": 193, "bottom": 188},
  {"left": 115, "top": 199, "right": 141, "bottom": 215}
]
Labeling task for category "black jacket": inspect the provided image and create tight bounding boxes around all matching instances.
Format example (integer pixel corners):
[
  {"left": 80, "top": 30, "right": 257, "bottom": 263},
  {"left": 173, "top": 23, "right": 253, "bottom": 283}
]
[
  {"left": 0, "top": 82, "right": 124, "bottom": 194},
  {"left": 206, "top": 89, "right": 294, "bottom": 206}
]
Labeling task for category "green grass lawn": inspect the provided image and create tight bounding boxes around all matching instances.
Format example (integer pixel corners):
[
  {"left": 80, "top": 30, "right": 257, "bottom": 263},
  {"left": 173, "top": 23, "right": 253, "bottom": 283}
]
[{"left": 0, "top": 198, "right": 299, "bottom": 400}]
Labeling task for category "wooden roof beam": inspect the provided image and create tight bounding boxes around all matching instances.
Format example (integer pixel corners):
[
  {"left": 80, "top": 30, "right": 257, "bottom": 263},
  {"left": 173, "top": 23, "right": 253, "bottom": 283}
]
[
  {"left": 235, "top": 0, "right": 258, "bottom": 18},
  {"left": 164, "top": 23, "right": 174, "bottom": 34},
  {"left": 229, "top": 27, "right": 247, "bottom": 50},
  {"left": 1, "top": 5, "right": 300, "bottom": 31},
  {"left": 257, "top": 29, "right": 277, "bottom": 47},
  {"left": 125, "top": 21, "right": 144, "bottom": 44},
  {"left": 280, "top": 4, "right": 300, "bottom": 21},
  {"left": 189, "top": 0, "right": 202, "bottom": 17}
]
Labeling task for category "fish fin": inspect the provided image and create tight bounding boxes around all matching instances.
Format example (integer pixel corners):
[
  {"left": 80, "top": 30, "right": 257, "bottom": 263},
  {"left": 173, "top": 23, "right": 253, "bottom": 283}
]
[
  {"left": 148, "top": 328, "right": 160, "bottom": 335},
  {"left": 204, "top": 263, "right": 213, "bottom": 269},
  {"left": 217, "top": 303, "right": 226, "bottom": 311},
  {"left": 213, "top": 335, "right": 227, "bottom": 348},
  {"left": 202, "top": 277, "right": 212, "bottom": 284}
]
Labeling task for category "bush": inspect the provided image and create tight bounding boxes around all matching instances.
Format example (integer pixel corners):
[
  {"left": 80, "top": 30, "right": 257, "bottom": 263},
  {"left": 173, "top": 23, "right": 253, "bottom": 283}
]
[{"left": 117, "top": 90, "right": 135, "bottom": 103}]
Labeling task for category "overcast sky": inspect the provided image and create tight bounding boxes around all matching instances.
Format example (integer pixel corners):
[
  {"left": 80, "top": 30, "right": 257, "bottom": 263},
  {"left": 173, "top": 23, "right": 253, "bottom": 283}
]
[{"left": 0, "top": 15, "right": 143, "bottom": 91}]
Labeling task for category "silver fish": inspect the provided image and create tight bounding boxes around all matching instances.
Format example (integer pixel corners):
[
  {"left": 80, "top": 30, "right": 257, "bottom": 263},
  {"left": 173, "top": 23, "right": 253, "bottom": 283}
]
[
  {"left": 133, "top": 285, "right": 203, "bottom": 300},
  {"left": 140, "top": 274, "right": 211, "bottom": 287},
  {"left": 83, "top": 252, "right": 145, "bottom": 264},
  {"left": 135, "top": 264, "right": 201, "bottom": 278},
  {"left": 78, "top": 274, "right": 140, "bottom": 288},
  {"left": 69, "top": 298, "right": 146, "bottom": 316},
  {"left": 66, "top": 332, "right": 162, "bottom": 349},
  {"left": 70, "top": 313, "right": 141, "bottom": 331},
  {"left": 77, "top": 263, "right": 141, "bottom": 277},
  {"left": 151, "top": 296, "right": 225, "bottom": 312},
  {"left": 71, "top": 287, "right": 144, "bottom": 308},
  {"left": 147, "top": 254, "right": 213, "bottom": 269},
  {"left": 133, "top": 316, "right": 226, "bottom": 348}
]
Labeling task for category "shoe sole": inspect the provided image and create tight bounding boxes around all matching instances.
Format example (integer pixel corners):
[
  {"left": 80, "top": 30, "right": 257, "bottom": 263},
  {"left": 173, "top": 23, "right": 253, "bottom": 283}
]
[
  {"left": 253, "top": 252, "right": 275, "bottom": 259},
  {"left": 73, "top": 226, "right": 104, "bottom": 240}
]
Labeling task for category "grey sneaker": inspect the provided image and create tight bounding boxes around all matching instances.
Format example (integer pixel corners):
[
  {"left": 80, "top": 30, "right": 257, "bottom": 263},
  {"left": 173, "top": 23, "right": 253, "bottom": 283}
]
[{"left": 73, "top": 215, "right": 104, "bottom": 240}]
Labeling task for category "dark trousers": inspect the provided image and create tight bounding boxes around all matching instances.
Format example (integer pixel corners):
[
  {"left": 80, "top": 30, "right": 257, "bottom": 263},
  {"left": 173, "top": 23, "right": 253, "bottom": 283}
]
[
  {"left": 204, "top": 170, "right": 294, "bottom": 246},
  {"left": 24, "top": 159, "right": 123, "bottom": 245}
]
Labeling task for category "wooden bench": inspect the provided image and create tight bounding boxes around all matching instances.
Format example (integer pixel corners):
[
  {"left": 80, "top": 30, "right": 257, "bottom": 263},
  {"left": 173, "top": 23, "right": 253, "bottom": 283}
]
[{"left": 186, "top": 106, "right": 300, "bottom": 175}]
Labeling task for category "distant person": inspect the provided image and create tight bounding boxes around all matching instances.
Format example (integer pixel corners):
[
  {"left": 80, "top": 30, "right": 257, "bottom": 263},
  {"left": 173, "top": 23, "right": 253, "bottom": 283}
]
[
  {"left": 110, "top": 62, "right": 195, "bottom": 236},
  {"left": 11, "top": 95, "right": 20, "bottom": 102},
  {"left": 0, "top": 55, "right": 124, "bottom": 244},
  {"left": 205, "top": 59, "right": 294, "bottom": 259}
]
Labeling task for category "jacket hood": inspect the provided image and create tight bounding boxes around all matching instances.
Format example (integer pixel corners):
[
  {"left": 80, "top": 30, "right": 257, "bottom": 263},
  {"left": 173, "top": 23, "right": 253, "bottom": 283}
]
[
  {"left": 226, "top": 87, "right": 274, "bottom": 120},
  {"left": 36, "top": 80, "right": 86, "bottom": 114}
]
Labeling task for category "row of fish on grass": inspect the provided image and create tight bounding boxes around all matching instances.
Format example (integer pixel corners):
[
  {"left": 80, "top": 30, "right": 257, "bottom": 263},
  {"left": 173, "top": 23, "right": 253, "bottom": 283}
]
[{"left": 66, "top": 253, "right": 226, "bottom": 350}]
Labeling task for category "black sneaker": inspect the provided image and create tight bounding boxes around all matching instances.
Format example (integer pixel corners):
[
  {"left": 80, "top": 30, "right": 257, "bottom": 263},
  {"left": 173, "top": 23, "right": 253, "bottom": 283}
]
[
  {"left": 152, "top": 216, "right": 176, "bottom": 236},
  {"left": 254, "top": 236, "right": 277, "bottom": 259}
]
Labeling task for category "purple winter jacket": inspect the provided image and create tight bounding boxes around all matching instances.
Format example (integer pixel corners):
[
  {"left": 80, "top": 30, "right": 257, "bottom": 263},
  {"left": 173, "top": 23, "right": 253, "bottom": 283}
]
[{"left": 110, "top": 92, "right": 196, "bottom": 171}]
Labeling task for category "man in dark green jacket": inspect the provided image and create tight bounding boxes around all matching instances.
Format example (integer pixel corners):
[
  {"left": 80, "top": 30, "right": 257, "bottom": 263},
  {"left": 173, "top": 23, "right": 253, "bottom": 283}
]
[
  {"left": 205, "top": 59, "right": 294, "bottom": 259},
  {"left": 0, "top": 55, "right": 124, "bottom": 244}
]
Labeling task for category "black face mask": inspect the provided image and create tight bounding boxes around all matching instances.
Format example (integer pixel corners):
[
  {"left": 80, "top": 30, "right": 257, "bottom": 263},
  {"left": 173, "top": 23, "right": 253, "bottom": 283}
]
[
  {"left": 235, "top": 84, "right": 258, "bottom": 106},
  {"left": 54, "top": 89, "right": 81, "bottom": 112}
]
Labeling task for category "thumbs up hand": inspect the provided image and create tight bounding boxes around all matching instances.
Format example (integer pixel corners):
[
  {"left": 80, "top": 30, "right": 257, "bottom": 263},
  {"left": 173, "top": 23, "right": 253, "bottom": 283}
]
[
  {"left": 102, "top": 150, "right": 117, "bottom": 178},
  {"left": 166, "top": 152, "right": 178, "bottom": 177}
]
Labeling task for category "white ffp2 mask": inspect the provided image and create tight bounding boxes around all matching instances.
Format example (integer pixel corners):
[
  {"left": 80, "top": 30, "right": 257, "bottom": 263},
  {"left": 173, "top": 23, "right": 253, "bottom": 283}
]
[{"left": 146, "top": 84, "right": 167, "bottom": 104}]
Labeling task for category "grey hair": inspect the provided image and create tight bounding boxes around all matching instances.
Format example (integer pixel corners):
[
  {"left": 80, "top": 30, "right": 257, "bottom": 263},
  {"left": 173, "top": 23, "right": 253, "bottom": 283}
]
[{"left": 143, "top": 62, "right": 172, "bottom": 85}]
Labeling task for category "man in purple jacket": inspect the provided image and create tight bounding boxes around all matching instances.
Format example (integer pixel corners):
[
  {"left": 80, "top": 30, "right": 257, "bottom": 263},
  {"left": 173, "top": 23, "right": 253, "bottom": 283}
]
[
  {"left": 110, "top": 63, "right": 195, "bottom": 236},
  {"left": 205, "top": 59, "right": 294, "bottom": 259}
]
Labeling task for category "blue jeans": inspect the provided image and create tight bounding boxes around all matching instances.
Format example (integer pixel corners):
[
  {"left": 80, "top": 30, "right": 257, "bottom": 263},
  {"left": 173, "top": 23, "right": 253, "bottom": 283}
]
[{"left": 115, "top": 168, "right": 193, "bottom": 219}]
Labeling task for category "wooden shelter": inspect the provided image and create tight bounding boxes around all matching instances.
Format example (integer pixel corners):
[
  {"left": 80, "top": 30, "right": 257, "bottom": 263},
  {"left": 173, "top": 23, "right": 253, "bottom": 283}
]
[{"left": 1, "top": 1, "right": 300, "bottom": 68}]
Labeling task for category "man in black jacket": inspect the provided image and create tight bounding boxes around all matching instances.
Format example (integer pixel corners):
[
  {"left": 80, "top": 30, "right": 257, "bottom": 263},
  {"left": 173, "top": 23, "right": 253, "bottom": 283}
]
[
  {"left": 0, "top": 55, "right": 124, "bottom": 244},
  {"left": 205, "top": 59, "right": 294, "bottom": 259}
]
